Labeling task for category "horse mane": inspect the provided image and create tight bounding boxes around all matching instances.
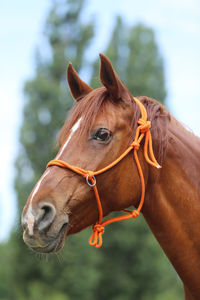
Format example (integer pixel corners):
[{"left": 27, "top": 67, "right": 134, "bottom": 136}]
[{"left": 58, "top": 88, "right": 170, "bottom": 165}]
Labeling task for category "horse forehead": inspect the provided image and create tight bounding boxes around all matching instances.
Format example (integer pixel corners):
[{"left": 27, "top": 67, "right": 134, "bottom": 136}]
[{"left": 94, "top": 104, "right": 126, "bottom": 126}]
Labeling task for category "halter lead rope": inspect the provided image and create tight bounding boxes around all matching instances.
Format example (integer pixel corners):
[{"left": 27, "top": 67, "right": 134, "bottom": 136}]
[{"left": 47, "top": 97, "right": 161, "bottom": 248}]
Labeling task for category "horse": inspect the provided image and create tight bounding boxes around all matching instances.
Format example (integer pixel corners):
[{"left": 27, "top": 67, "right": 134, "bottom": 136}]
[{"left": 21, "top": 53, "right": 200, "bottom": 299}]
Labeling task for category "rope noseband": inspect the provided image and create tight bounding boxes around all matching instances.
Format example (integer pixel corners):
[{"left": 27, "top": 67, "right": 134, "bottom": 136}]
[{"left": 47, "top": 97, "right": 161, "bottom": 248}]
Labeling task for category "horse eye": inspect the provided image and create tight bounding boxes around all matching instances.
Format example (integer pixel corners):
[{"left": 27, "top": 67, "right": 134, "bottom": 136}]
[{"left": 92, "top": 128, "right": 112, "bottom": 142}]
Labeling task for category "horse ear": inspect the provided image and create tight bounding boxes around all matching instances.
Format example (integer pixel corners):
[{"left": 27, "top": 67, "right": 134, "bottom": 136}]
[
  {"left": 99, "top": 53, "right": 129, "bottom": 101},
  {"left": 67, "top": 63, "right": 92, "bottom": 101}
]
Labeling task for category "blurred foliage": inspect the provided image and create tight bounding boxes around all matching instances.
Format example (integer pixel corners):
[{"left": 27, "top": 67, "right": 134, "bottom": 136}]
[
  {"left": 0, "top": 0, "right": 183, "bottom": 299},
  {"left": 91, "top": 17, "right": 166, "bottom": 103}
]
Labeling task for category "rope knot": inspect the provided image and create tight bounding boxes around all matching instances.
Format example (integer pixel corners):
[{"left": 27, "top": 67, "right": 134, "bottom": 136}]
[
  {"left": 130, "top": 210, "right": 140, "bottom": 218},
  {"left": 138, "top": 119, "right": 151, "bottom": 133},
  {"left": 89, "top": 224, "right": 105, "bottom": 248},
  {"left": 93, "top": 224, "right": 105, "bottom": 234},
  {"left": 86, "top": 171, "right": 95, "bottom": 180},
  {"left": 131, "top": 141, "right": 140, "bottom": 150}
]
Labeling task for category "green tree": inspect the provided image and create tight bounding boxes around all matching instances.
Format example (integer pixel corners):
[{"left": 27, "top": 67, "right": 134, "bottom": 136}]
[
  {"left": 91, "top": 17, "right": 166, "bottom": 104},
  {"left": 1, "top": 1, "right": 101, "bottom": 299}
]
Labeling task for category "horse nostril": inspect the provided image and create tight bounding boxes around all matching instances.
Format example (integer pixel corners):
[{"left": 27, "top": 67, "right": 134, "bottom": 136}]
[{"left": 37, "top": 203, "right": 56, "bottom": 231}]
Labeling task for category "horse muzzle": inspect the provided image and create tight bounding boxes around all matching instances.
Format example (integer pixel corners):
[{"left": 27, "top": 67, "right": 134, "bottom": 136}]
[{"left": 21, "top": 202, "right": 69, "bottom": 253}]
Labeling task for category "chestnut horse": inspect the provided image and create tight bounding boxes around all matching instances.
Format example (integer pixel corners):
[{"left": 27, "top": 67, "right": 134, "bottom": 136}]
[{"left": 22, "top": 54, "right": 200, "bottom": 299}]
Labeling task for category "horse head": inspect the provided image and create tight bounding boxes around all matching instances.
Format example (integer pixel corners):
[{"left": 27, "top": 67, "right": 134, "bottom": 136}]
[{"left": 21, "top": 54, "right": 151, "bottom": 253}]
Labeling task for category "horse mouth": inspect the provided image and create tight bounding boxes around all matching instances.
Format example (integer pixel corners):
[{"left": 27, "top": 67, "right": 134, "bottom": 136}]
[{"left": 30, "top": 223, "right": 68, "bottom": 253}]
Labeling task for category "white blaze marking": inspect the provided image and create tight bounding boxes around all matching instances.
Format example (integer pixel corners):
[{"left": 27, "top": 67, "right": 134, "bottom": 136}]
[
  {"left": 25, "top": 169, "right": 51, "bottom": 219},
  {"left": 27, "top": 213, "right": 34, "bottom": 235},
  {"left": 30, "top": 169, "right": 51, "bottom": 204},
  {"left": 23, "top": 169, "right": 51, "bottom": 232},
  {"left": 56, "top": 117, "right": 82, "bottom": 159},
  {"left": 24, "top": 118, "right": 82, "bottom": 226}
]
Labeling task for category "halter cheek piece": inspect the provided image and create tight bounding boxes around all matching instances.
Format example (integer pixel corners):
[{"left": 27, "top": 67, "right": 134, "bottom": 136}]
[{"left": 47, "top": 97, "right": 161, "bottom": 248}]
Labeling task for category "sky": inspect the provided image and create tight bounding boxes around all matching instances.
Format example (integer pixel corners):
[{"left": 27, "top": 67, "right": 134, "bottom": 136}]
[{"left": 0, "top": 0, "right": 200, "bottom": 240}]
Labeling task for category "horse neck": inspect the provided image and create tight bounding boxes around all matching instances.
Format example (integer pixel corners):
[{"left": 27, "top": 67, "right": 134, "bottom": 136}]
[{"left": 142, "top": 117, "right": 200, "bottom": 297}]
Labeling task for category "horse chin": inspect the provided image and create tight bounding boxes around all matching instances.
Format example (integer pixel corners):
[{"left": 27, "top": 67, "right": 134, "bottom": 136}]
[{"left": 28, "top": 223, "right": 68, "bottom": 254}]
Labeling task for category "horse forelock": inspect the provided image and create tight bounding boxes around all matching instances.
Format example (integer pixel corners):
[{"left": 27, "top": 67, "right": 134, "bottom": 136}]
[{"left": 58, "top": 87, "right": 109, "bottom": 146}]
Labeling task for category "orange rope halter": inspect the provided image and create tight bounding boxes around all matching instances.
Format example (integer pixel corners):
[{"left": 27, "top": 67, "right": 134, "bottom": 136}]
[{"left": 46, "top": 97, "right": 161, "bottom": 248}]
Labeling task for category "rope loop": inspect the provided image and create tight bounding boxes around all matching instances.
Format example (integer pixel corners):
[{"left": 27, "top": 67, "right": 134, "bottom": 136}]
[
  {"left": 138, "top": 119, "right": 151, "bottom": 133},
  {"left": 131, "top": 141, "right": 140, "bottom": 150},
  {"left": 89, "top": 224, "right": 105, "bottom": 248}
]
